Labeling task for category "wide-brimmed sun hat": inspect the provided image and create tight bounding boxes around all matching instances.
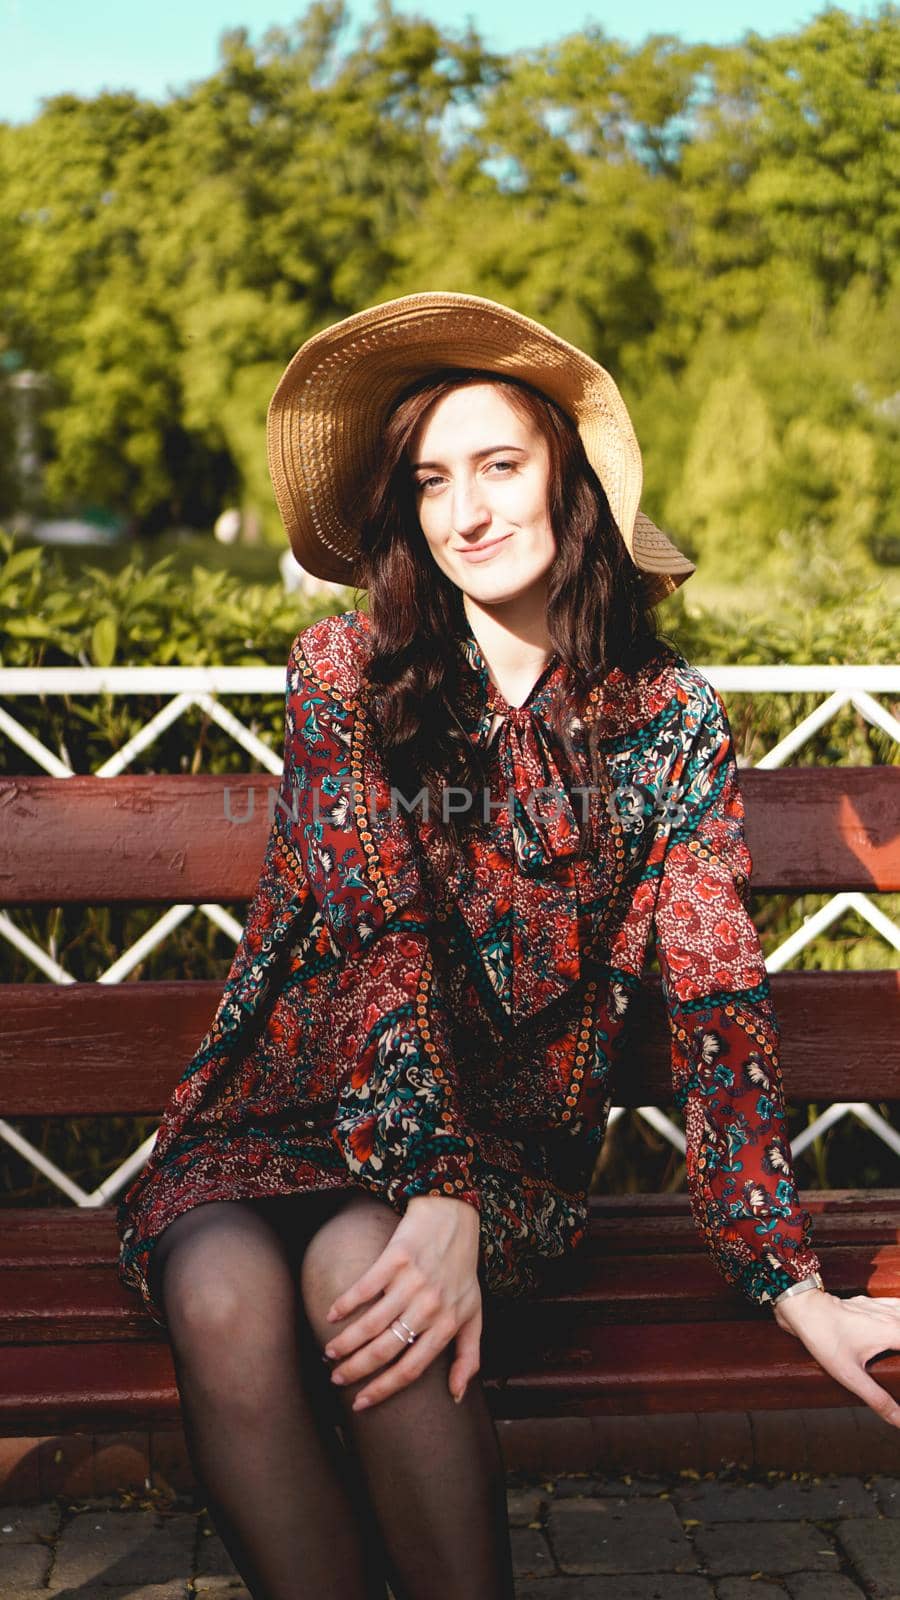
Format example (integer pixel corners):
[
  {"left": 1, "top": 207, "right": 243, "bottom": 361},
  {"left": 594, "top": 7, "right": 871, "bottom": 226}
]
[{"left": 266, "top": 291, "right": 696, "bottom": 605}]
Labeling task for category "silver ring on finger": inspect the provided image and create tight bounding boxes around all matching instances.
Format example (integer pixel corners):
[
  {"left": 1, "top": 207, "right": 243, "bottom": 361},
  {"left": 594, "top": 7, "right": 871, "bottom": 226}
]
[{"left": 390, "top": 1318, "right": 418, "bottom": 1346}]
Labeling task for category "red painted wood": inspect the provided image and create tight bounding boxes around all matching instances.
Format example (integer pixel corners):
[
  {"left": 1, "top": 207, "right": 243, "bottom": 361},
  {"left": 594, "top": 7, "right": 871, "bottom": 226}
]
[
  {"left": 0, "top": 981, "right": 219, "bottom": 1112},
  {"left": 3, "top": 1245, "right": 899, "bottom": 1345},
  {"left": 2, "top": 969, "right": 897, "bottom": 1113},
  {"left": 1, "top": 768, "right": 897, "bottom": 903},
  {"left": 0, "top": 775, "right": 278, "bottom": 905},
  {"left": 0, "top": 1343, "right": 180, "bottom": 1433},
  {"left": 3, "top": 1317, "right": 899, "bottom": 1432},
  {"left": 3, "top": 1193, "right": 899, "bottom": 1271},
  {"left": 3, "top": 1196, "right": 899, "bottom": 1427},
  {"left": 3, "top": 1194, "right": 899, "bottom": 1272},
  {"left": 480, "top": 1319, "right": 900, "bottom": 1417},
  {"left": 532, "top": 1243, "right": 900, "bottom": 1314},
  {"left": 1, "top": 1267, "right": 158, "bottom": 1341},
  {"left": 580, "top": 1214, "right": 900, "bottom": 1257},
  {"left": 740, "top": 767, "right": 900, "bottom": 892}
]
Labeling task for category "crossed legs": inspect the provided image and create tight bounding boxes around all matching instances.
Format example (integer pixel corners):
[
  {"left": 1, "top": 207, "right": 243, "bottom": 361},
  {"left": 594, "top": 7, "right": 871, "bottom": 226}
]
[{"left": 150, "top": 1189, "right": 515, "bottom": 1600}]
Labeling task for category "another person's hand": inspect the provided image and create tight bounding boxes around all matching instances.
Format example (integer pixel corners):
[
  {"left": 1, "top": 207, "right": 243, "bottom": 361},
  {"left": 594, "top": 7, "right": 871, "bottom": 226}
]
[
  {"left": 322, "top": 1193, "right": 482, "bottom": 1411},
  {"left": 775, "top": 1290, "right": 900, "bottom": 1426}
]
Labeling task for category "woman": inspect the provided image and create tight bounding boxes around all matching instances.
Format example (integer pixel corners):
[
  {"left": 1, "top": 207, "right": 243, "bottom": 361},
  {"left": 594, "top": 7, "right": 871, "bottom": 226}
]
[{"left": 117, "top": 293, "right": 900, "bottom": 1600}]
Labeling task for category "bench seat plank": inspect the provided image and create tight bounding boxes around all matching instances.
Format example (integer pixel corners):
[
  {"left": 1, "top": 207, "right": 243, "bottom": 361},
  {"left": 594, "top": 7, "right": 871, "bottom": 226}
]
[
  {"left": 0, "top": 1342, "right": 179, "bottom": 1433},
  {"left": 2, "top": 1320, "right": 898, "bottom": 1434},
  {"left": 3, "top": 1245, "right": 899, "bottom": 1344},
  {"left": 485, "top": 1319, "right": 900, "bottom": 1417}
]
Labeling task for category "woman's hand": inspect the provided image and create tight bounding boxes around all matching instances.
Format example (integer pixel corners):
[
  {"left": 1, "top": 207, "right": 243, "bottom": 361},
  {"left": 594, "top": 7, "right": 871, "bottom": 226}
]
[
  {"left": 774, "top": 1290, "right": 900, "bottom": 1426},
  {"left": 322, "top": 1193, "right": 483, "bottom": 1411}
]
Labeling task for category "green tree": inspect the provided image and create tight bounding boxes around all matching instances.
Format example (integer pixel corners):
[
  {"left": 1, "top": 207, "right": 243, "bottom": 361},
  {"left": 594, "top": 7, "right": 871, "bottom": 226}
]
[{"left": 0, "top": 0, "right": 896, "bottom": 598}]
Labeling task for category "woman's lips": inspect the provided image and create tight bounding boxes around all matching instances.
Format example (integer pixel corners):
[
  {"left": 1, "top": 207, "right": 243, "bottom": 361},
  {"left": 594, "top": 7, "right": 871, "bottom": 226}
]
[{"left": 456, "top": 533, "right": 513, "bottom": 563}]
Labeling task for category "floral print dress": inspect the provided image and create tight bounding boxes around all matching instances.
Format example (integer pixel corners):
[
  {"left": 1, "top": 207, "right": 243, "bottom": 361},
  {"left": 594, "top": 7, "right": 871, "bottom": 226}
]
[{"left": 117, "top": 609, "right": 822, "bottom": 1328}]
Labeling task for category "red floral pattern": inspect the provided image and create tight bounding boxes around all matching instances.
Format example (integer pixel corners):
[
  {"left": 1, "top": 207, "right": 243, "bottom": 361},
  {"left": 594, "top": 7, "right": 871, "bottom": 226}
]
[{"left": 117, "top": 610, "right": 821, "bottom": 1326}]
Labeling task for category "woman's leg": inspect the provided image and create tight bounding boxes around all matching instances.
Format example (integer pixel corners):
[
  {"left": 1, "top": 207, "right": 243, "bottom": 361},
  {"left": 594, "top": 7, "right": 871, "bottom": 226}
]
[
  {"left": 299, "top": 1191, "right": 516, "bottom": 1600},
  {"left": 150, "top": 1195, "right": 389, "bottom": 1600}
]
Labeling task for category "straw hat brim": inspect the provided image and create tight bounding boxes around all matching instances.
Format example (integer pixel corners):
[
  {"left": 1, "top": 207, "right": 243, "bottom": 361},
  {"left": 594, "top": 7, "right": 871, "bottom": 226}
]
[{"left": 267, "top": 291, "right": 695, "bottom": 606}]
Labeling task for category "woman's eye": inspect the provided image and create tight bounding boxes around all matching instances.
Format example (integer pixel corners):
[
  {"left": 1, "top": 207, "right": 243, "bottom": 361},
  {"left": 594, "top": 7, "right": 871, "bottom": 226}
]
[{"left": 415, "top": 460, "right": 516, "bottom": 493}]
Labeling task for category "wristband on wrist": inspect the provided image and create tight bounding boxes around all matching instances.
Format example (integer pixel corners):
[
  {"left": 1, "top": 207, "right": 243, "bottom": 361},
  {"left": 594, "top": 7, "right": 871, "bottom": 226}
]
[{"left": 773, "top": 1270, "right": 825, "bottom": 1306}]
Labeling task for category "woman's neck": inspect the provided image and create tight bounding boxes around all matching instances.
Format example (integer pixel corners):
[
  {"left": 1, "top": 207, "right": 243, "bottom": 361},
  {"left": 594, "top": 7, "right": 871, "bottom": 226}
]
[{"left": 462, "top": 594, "right": 554, "bottom": 709}]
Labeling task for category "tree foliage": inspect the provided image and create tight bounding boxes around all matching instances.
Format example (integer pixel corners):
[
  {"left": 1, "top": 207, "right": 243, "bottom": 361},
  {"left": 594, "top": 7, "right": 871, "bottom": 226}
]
[{"left": 0, "top": 0, "right": 897, "bottom": 592}]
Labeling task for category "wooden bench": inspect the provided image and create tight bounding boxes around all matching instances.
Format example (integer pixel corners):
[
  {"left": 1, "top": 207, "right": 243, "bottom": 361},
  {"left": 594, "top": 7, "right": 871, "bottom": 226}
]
[{"left": 1, "top": 766, "right": 899, "bottom": 1452}]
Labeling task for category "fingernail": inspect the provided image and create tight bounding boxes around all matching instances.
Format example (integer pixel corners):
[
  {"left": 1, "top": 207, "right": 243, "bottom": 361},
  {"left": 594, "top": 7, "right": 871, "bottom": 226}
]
[
  {"left": 323, "top": 1346, "right": 336, "bottom": 1359},
  {"left": 353, "top": 1396, "right": 370, "bottom": 1411},
  {"left": 454, "top": 1389, "right": 465, "bottom": 1404},
  {"left": 331, "top": 1373, "right": 345, "bottom": 1385}
]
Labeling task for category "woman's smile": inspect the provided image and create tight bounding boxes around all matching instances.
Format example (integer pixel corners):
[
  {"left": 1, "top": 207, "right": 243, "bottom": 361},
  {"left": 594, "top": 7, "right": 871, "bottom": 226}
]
[{"left": 457, "top": 532, "right": 514, "bottom": 562}]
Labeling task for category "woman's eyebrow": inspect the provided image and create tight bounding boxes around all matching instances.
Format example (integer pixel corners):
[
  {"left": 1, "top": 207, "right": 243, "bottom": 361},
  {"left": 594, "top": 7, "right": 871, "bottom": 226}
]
[{"left": 410, "top": 444, "right": 528, "bottom": 470}]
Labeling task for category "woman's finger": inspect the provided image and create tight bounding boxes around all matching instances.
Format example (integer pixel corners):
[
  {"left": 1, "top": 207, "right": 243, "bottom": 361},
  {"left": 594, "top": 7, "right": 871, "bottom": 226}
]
[
  {"left": 350, "top": 1317, "right": 456, "bottom": 1411},
  {"left": 448, "top": 1311, "right": 482, "bottom": 1401},
  {"left": 833, "top": 1359, "right": 900, "bottom": 1428},
  {"left": 804, "top": 1311, "right": 900, "bottom": 1426},
  {"left": 330, "top": 1277, "right": 444, "bottom": 1385},
  {"left": 332, "top": 1313, "right": 441, "bottom": 1389},
  {"left": 326, "top": 1238, "right": 416, "bottom": 1324},
  {"left": 324, "top": 1267, "right": 421, "bottom": 1365}
]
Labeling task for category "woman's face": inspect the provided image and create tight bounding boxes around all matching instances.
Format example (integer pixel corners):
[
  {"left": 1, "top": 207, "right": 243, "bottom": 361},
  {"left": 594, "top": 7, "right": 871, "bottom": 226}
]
[{"left": 408, "top": 383, "right": 556, "bottom": 611}]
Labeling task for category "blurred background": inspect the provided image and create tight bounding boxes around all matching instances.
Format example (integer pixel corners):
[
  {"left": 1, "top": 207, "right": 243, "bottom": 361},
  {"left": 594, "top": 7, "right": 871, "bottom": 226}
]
[
  {"left": 0, "top": 0, "right": 897, "bottom": 1203},
  {"left": 1, "top": 0, "right": 898, "bottom": 609}
]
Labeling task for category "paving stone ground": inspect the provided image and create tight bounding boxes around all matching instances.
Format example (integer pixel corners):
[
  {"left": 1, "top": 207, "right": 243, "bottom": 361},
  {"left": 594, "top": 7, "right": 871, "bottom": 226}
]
[{"left": 1, "top": 1468, "right": 898, "bottom": 1598}]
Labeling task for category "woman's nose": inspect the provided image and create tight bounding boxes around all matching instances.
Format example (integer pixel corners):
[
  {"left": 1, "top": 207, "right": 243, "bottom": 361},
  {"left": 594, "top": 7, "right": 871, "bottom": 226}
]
[{"left": 451, "top": 476, "right": 490, "bottom": 535}]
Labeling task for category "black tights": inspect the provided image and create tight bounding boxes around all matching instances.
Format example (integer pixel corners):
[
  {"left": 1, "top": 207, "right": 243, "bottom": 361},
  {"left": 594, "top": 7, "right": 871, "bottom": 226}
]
[{"left": 149, "top": 1190, "right": 515, "bottom": 1600}]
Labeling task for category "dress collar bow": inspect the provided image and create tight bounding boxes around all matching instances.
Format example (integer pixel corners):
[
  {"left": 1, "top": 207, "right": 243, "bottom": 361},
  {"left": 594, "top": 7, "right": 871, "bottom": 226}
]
[{"left": 454, "top": 626, "right": 585, "bottom": 875}]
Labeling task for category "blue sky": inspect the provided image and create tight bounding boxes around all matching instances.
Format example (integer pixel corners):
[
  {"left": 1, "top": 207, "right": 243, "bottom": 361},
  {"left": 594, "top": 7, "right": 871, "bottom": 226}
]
[{"left": 0, "top": 0, "right": 884, "bottom": 125}]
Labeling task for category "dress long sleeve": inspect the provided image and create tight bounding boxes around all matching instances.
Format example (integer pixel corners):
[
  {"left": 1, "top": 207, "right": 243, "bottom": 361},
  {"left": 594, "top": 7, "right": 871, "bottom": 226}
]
[
  {"left": 282, "top": 625, "right": 481, "bottom": 1214},
  {"left": 652, "top": 677, "right": 823, "bottom": 1307}
]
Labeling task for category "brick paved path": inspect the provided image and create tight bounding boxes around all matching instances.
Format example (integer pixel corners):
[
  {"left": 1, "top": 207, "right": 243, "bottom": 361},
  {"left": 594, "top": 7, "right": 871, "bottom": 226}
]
[{"left": 2, "top": 1468, "right": 899, "bottom": 1598}]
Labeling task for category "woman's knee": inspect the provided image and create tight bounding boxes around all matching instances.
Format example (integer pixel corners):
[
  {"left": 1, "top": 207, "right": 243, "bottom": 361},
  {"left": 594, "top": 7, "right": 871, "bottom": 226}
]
[
  {"left": 154, "top": 1200, "right": 296, "bottom": 1352},
  {"left": 299, "top": 1191, "right": 401, "bottom": 1343}
]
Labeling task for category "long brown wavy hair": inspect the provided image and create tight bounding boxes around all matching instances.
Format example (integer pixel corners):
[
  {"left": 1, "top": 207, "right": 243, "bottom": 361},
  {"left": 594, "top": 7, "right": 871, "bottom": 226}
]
[{"left": 351, "top": 368, "right": 664, "bottom": 867}]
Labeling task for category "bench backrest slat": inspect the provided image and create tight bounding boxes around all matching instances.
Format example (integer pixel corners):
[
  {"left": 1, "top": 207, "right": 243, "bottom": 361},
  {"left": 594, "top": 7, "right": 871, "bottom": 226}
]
[
  {"left": 1, "top": 970, "right": 896, "bottom": 1114},
  {"left": 1, "top": 769, "right": 898, "bottom": 902}
]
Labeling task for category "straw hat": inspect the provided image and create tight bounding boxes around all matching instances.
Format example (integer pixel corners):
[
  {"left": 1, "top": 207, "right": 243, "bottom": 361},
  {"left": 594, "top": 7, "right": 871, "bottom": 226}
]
[{"left": 266, "top": 291, "right": 696, "bottom": 605}]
